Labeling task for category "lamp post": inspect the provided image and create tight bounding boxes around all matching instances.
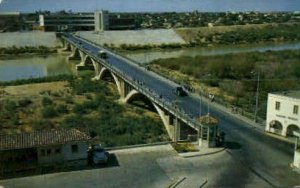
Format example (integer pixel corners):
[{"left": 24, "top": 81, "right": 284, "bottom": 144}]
[{"left": 253, "top": 71, "right": 260, "bottom": 123}]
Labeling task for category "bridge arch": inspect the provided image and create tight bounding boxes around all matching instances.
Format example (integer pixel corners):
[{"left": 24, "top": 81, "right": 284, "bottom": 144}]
[
  {"left": 123, "top": 89, "right": 173, "bottom": 138},
  {"left": 68, "top": 46, "right": 81, "bottom": 60},
  {"left": 93, "top": 67, "right": 122, "bottom": 96},
  {"left": 63, "top": 41, "right": 72, "bottom": 51},
  {"left": 83, "top": 56, "right": 99, "bottom": 74}
]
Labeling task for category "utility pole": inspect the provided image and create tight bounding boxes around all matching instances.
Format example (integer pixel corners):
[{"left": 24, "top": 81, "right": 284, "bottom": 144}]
[
  {"left": 199, "top": 87, "right": 202, "bottom": 117},
  {"left": 254, "top": 71, "right": 260, "bottom": 123}
]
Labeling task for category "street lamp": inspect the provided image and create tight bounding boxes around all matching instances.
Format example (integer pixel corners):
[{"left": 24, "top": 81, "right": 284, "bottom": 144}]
[{"left": 252, "top": 71, "right": 260, "bottom": 123}]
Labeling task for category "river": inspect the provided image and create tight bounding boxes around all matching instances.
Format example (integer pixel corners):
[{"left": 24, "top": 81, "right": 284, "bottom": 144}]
[
  {"left": 0, "top": 42, "right": 299, "bottom": 81},
  {"left": 124, "top": 41, "right": 300, "bottom": 64},
  {"left": 0, "top": 54, "right": 76, "bottom": 81}
]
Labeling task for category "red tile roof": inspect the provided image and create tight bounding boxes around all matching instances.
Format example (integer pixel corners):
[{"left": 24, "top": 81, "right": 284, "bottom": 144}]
[{"left": 0, "top": 129, "right": 91, "bottom": 151}]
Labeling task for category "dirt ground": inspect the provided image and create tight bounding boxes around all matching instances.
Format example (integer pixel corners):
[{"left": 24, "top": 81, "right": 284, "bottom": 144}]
[
  {"left": 1, "top": 81, "right": 68, "bottom": 99},
  {"left": 175, "top": 23, "right": 279, "bottom": 43},
  {"left": 0, "top": 81, "right": 163, "bottom": 134}
]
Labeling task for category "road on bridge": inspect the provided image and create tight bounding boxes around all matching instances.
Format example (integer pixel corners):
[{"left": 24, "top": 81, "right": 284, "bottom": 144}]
[{"left": 64, "top": 34, "right": 299, "bottom": 187}]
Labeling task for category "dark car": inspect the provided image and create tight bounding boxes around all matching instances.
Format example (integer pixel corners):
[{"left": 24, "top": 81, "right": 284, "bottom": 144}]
[
  {"left": 88, "top": 144, "right": 109, "bottom": 165},
  {"left": 174, "top": 87, "right": 188, "bottom": 96},
  {"left": 98, "top": 50, "right": 108, "bottom": 59}
]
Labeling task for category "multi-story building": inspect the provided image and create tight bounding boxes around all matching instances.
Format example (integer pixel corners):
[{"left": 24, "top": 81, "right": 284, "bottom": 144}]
[
  {"left": 265, "top": 91, "right": 300, "bottom": 137},
  {"left": 39, "top": 10, "right": 135, "bottom": 32},
  {"left": 39, "top": 12, "right": 95, "bottom": 31}
]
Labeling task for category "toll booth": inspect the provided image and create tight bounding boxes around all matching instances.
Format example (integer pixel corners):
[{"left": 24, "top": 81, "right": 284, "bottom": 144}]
[{"left": 198, "top": 113, "right": 219, "bottom": 148}]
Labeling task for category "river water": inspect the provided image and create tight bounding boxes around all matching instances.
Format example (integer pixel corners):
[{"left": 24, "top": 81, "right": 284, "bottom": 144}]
[
  {"left": 125, "top": 42, "right": 300, "bottom": 64},
  {"left": 0, "top": 42, "right": 299, "bottom": 81},
  {"left": 0, "top": 54, "right": 75, "bottom": 81}
]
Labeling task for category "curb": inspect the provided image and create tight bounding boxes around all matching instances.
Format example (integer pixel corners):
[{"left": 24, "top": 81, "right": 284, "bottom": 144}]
[
  {"left": 179, "top": 147, "right": 225, "bottom": 158},
  {"left": 105, "top": 141, "right": 173, "bottom": 151},
  {"left": 265, "top": 132, "right": 295, "bottom": 144}
]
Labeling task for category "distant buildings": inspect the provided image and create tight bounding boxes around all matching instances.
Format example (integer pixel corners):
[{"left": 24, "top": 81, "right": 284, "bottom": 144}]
[
  {"left": 265, "top": 91, "right": 300, "bottom": 137},
  {"left": 39, "top": 10, "right": 135, "bottom": 32},
  {"left": 39, "top": 12, "right": 95, "bottom": 31}
]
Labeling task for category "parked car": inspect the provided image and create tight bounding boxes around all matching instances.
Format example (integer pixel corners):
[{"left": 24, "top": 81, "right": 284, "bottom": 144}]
[
  {"left": 174, "top": 86, "right": 188, "bottom": 96},
  {"left": 88, "top": 144, "right": 109, "bottom": 165}
]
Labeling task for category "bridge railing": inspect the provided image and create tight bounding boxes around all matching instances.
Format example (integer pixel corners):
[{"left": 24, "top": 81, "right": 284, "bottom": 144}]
[{"left": 62, "top": 33, "right": 203, "bottom": 131}]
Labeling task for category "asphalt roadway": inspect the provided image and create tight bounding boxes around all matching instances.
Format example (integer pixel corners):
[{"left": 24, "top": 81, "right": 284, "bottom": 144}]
[{"left": 62, "top": 34, "right": 299, "bottom": 187}]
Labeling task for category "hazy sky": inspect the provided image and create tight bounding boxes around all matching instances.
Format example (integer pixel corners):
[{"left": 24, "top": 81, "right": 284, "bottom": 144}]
[{"left": 0, "top": 0, "right": 299, "bottom": 12}]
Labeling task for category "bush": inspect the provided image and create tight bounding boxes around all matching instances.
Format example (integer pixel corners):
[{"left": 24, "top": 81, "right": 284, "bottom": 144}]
[
  {"left": 42, "top": 106, "right": 57, "bottom": 118},
  {"left": 56, "top": 104, "right": 69, "bottom": 114},
  {"left": 18, "top": 98, "right": 32, "bottom": 107},
  {"left": 4, "top": 100, "right": 17, "bottom": 112},
  {"left": 64, "top": 96, "right": 74, "bottom": 104},
  {"left": 32, "top": 119, "right": 55, "bottom": 130},
  {"left": 73, "top": 103, "right": 87, "bottom": 114},
  {"left": 42, "top": 97, "right": 53, "bottom": 106}
]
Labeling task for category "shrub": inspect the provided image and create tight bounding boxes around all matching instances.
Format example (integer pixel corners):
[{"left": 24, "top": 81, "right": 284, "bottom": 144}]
[
  {"left": 73, "top": 103, "right": 87, "bottom": 114},
  {"left": 4, "top": 100, "right": 17, "bottom": 112},
  {"left": 18, "top": 98, "right": 32, "bottom": 107},
  {"left": 42, "top": 97, "right": 53, "bottom": 106},
  {"left": 64, "top": 96, "right": 74, "bottom": 104},
  {"left": 42, "top": 106, "right": 57, "bottom": 118},
  {"left": 56, "top": 104, "right": 69, "bottom": 114},
  {"left": 32, "top": 119, "right": 55, "bottom": 130}
]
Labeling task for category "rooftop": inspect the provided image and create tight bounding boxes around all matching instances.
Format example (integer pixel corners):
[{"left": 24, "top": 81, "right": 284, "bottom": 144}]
[
  {"left": 0, "top": 129, "right": 91, "bottom": 151},
  {"left": 272, "top": 90, "right": 300, "bottom": 100}
]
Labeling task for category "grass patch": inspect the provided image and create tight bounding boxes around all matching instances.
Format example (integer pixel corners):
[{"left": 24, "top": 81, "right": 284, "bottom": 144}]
[{"left": 171, "top": 142, "right": 199, "bottom": 153}]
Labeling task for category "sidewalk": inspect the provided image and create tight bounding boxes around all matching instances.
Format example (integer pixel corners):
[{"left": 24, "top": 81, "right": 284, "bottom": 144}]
[
  {"left": 198, "top": 94, "right": 298, "bottom": 144},
  {"left": 193, "top": 92, "right": 266, "bottom": 133}
]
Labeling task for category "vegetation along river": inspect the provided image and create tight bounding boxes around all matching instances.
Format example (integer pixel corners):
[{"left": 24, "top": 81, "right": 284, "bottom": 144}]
[{"left": 0, "top": 41, "right": 299, "bottom": 81}]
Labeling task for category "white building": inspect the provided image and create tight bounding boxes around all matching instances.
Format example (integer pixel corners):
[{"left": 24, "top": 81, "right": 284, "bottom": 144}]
[{"left": 265, "top": 91, "right": 300, "bottom": 137}]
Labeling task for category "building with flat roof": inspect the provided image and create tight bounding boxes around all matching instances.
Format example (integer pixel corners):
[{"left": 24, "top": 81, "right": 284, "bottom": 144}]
[
  {"left": 265, "top": 91, "right": 300, "bottom": 137},
  {"left": 39, "top": 12, "right": 95, "bottom": 31},
  {"left": 39, "top": 10, "right": 135, "bottom": 31}
]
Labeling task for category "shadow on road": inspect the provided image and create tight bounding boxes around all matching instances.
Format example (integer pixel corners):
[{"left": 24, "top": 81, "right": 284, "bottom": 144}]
[{"left": 225, "top": 141, "right": 242, "bottom": 150}]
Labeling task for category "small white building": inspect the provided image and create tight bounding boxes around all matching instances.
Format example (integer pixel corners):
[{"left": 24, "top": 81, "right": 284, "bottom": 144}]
[{"left": 265, "top": 91, "right": 300, "bottom": 137}]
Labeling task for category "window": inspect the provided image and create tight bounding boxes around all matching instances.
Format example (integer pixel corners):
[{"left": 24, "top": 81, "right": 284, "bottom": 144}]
[
  {"left": 47, "top": 149, "right": 51, "bottom": 155},
  {"left": 40, "top": 149, "right": 45, "bottom": 156},
  {"left": 71, "top": 144, "right": 78, "bottom": 153},
  {"left": 293, "top": 105, "right": 299, "bottom": 115},
  {"left": 275, "top": 101, "right": 280, "bottom": 110},
  {"left": 55, "top": 148, "right": 61, "bottom": 154}
]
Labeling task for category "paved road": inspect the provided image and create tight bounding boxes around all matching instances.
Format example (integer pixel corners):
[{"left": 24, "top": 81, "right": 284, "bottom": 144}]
[
  {"left": 0, "top": 145, "right": 275, "bottom": 188},
  {"left": 64, "top": 34, "right": 300, "bottom": 187}
]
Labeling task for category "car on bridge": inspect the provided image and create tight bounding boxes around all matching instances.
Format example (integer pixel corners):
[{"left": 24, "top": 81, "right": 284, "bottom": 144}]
[
  {"left": 174, "top": 87, "right": 188, "bottom": 97},
  {"left": 98, "top": 50, "right": 108, "bottom": 59}
]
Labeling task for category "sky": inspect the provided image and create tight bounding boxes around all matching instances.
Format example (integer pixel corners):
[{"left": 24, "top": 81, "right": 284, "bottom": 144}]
[{"left": 0, "top": 0, "right": 299, "bottom": 13}]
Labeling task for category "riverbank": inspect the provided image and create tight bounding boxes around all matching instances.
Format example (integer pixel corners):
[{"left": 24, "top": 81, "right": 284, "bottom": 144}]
[
  {"left": 149, "top": 49, "right": 300, "bottom": 121},
  {"left": 0, "top": 72, "right": 169, "bottom": 147},
  {"left": 0, "top": 46, "right": 57, "bottom": 56},
  {"left": 0, "top": 32, "right": 60, "bottom": 48}
]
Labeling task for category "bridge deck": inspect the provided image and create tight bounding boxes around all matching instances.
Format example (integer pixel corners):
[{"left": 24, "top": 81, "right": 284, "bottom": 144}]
[{"left": 64, "top": 33, "right": 210, "bottom": 129}]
